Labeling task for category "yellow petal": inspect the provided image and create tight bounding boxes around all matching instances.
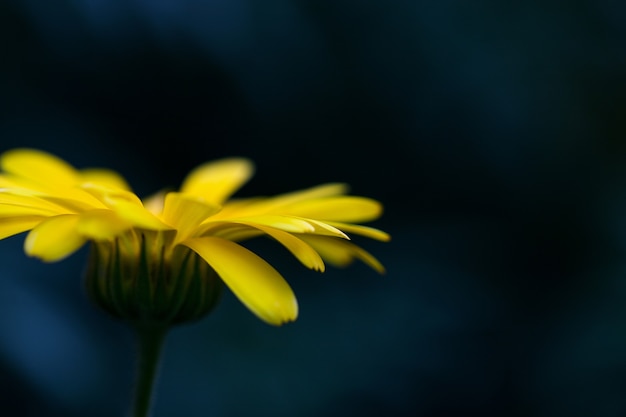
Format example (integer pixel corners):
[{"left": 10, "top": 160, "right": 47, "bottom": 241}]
[
  {"left": 0, "top": 175, "right": 107, "bottom": 212},
  {"left": 304, "top": 219, "right": 350, "bottom": 239},
  {"left": 80, "top": 183, "right": 143, "bottom": 206},
  {"left": 0, "top": 204, "right": 59, "bottom": 217},
  {"left": 180, "top": 158, "right": 254, "bottom": 204},
  {"left": 142, "top": 191, "right": 167, "bottom": 215},
  {"left": 41, "top": 194, "right": 106, "bottom": 212},
  {"left": 200, "top": 215, "right": 348, "bottom": 240},
  {"left": 0, "top": 153, "right": 122, "bottom": 211},
  {"left": 257, "top": 183, "right": 349, "bottom": 210},
  {"left": 325, "top": 222, "right": 391, "bottom": 241},
  {"left": 162, "top": 192, "right": 221, "bottom": 241},
  {"left": 0, "top": 175, "right": 104, "bottom": 211},
  {"left": 1, "top": 149, "right": 78, "bottom": 186},
  {"left": 24, "top": 215, "right": 86, "bottom": 261},
  {"left": 209, "top": 224, "right": 264, "bottom": 241},
  {"left": 0, "top": 192, "right": 69, "bottom": 214},
  {"left": 299, "top": 235, "right": 386, "bottom": 274},
  {"left": 0, "top": 174, "right": 23, "bottom": 188},
  {"left": 212, "top": 184, "right": 349, "bottom": 219},
  {"left": 208, "top": 197, "right": 265, "bottom": 220},
  {"left": 79, "top": 168, "right": 131, "bottom": 191},
  {"left": 223, "top": 215, "right": 315, "bottom": 233},
  {"left": 183, "top": 237, "right": 298, "bottom": 325},
  {"left": 76, "top": 209, "right": 130, "bottom": 240},
  {"left": 0, "top": 174, "right": 57, "bottom": 194},
  {"left": 203, "top": 222, "right": 325, "bottom": 271},
  {"left": 111, "top": 199, "right": 172, "bottom": 230},
  {"left": 279, "top": 196, "right": 383, "bottom": 223},
  {"left": 0, "top": 216, "right": 45, "bottom": 239},
  {"left": 82, "top": 185, "right": 171, "bottom": 230},
  {"left": 250, "top": 224, "right": 325, "bottom": 272}
]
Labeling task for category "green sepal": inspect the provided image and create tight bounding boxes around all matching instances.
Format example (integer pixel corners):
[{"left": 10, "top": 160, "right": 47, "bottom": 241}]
[{"left": 85, "top": 231, "right": 222, "bottom": 326}]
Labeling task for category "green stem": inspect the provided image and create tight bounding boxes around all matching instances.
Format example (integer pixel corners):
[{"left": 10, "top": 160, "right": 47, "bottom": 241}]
[{"left": 131, "top": 324, "right": 168, "bottom": 417}]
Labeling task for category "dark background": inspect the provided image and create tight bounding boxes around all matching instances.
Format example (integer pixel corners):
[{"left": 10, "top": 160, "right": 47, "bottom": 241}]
[{"left": 1, "top": 1, "right": 626, "bottom": 416}]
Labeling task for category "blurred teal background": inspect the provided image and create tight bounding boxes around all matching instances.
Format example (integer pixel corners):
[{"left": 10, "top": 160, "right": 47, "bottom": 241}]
[{"left": 1, "top": 1, "right": 626, "bottom": 416}]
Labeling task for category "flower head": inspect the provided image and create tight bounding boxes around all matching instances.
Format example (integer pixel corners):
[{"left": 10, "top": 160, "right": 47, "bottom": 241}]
[{"left": 0, "top": 149, "right": 389, "bottom": 325}]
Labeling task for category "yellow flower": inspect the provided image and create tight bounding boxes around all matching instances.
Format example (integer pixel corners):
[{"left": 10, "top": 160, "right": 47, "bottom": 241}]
[{"left": 0, "top": 149, "right": 389, "bottom": 325}]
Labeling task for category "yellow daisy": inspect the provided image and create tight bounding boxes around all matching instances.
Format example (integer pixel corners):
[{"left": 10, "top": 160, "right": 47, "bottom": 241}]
[{"left": 0, "top": 148, "right": 389, "bottom": 326}]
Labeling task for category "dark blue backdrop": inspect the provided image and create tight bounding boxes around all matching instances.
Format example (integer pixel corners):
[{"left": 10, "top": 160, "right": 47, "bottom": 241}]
[{"left": 1, "top": 1, "right": 626, "bottom": 416}]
